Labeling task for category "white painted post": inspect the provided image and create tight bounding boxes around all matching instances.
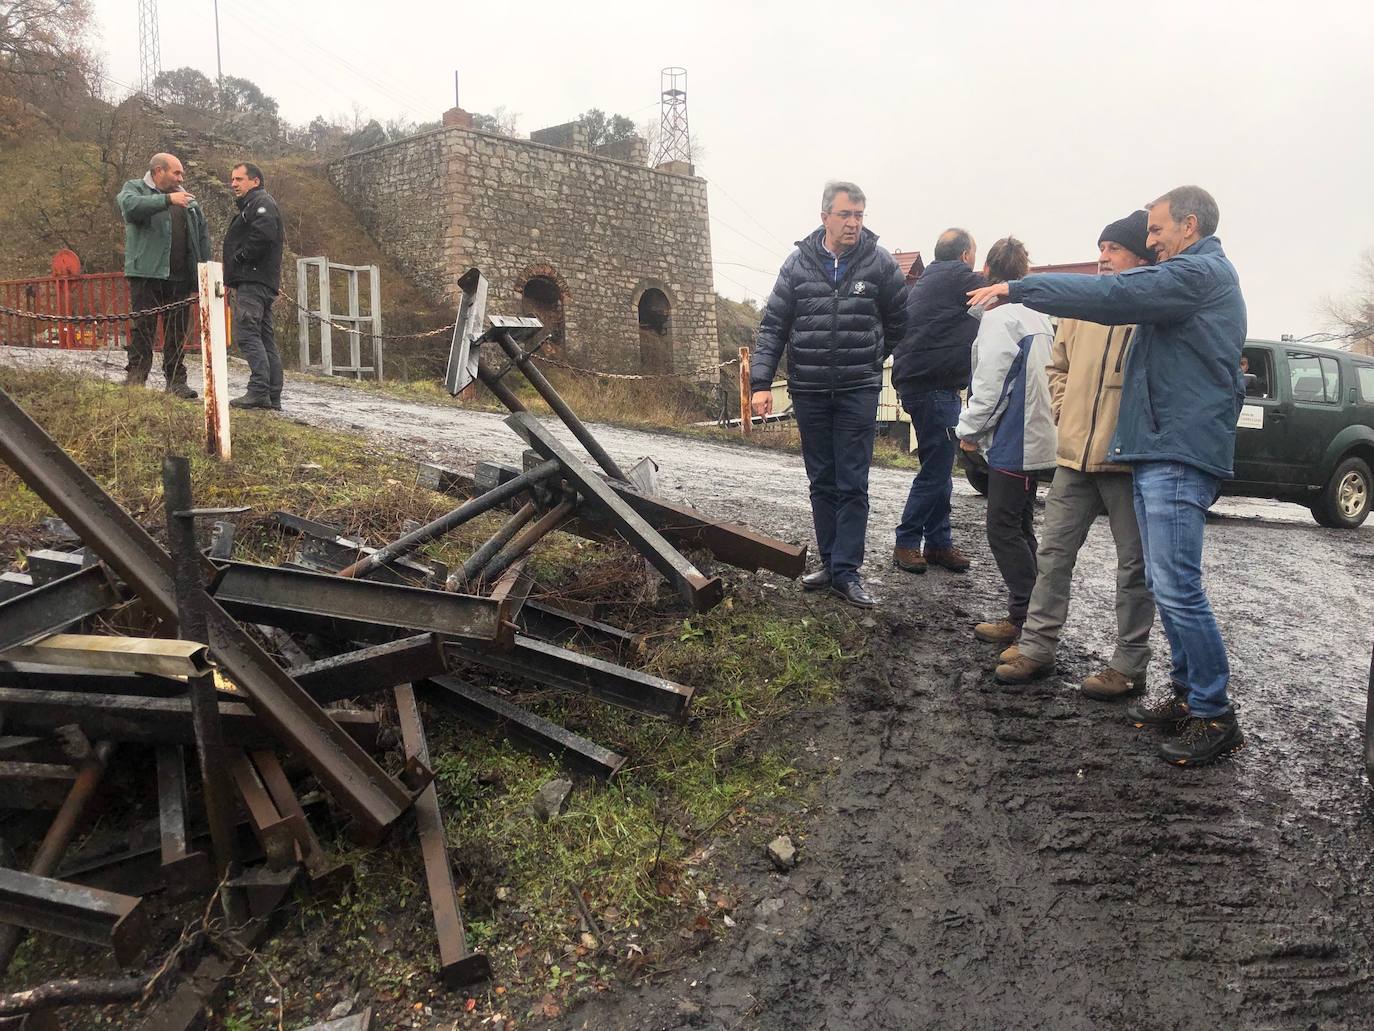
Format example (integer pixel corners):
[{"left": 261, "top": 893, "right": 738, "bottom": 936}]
[
  {"left": 346, "top": 267, "right": 361, "bottom": 379},
  {"left": 296, "top": 257, "right": 310, "bottom": 371},
  {"left": 369, "top": 264, "right": 383, "bottom": 381},
  {"left": 317, "top": 259, "right": 333, "bottom": 376},
  {"left": 197, "top": 261, "right": 231, "bottom": 461}
]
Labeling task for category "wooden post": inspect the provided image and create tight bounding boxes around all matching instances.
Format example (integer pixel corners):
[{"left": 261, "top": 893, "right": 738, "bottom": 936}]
[
  {"left": 197, "top": 262, "right": 231, "bottom": 462},
  {"left": 738, "top": 346, "right": 752, "bottom": 437}
]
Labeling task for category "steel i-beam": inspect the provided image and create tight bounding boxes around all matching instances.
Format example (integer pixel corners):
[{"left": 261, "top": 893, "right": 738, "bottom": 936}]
[
  {"left": 393, "top": 684, "right": 491, "bottom": 987},
  {"left": 0, "top": 868, "right": 147, "bottom": 967},
  {"left": 0, "top": 564, "right": 123, "bottom": 652},
  {"left": 0, "top": 388, "right": 420, "bottom": 842},
  {"left": 505, "top": 412, "right": 723, "bottom": 611}
]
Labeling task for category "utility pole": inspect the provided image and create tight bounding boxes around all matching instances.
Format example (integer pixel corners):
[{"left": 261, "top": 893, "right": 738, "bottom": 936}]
[{"left": 214, "top": 0, "right": 225, "bottom": 102}]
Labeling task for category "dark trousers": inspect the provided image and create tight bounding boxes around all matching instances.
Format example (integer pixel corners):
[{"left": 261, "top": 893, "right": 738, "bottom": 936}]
[
  {"left": 792, "top": 387, "right": 880, "bottom": 586},
  {"left": 127, "top": 277, "right": 195, "bottom": 385},
  {"left": 895, "top": 387, "right": 962, "bottom": 551},
  {"left": 986, "top": 467, "right": 1039, "bottom": 624},
  {"left": 232, "top": 282, "right": 282, "bottom": 402}
]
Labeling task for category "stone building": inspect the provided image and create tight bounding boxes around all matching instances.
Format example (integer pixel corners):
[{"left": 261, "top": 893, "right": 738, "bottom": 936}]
[{"left": 327, "top": 108, "right": 718, "bottom": 384}]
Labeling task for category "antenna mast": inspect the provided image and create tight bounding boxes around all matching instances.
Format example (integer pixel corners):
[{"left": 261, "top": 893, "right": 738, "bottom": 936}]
[
  {"left": 137, "top": 0, "right": 162, "bottom": 98},
  {"left": 653, "top": 67, "right": 691, "bottom": 168}
]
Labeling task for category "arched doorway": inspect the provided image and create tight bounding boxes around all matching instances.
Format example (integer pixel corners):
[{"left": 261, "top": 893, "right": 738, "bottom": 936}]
[
  {"left": 637, "top": 287, "right": 673, "bottom": 375},
  {"left": 518, "top": 273, "right": 566, "bottom": 351}
]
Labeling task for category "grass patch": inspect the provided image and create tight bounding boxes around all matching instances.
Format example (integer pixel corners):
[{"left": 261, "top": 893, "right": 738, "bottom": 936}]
[{"left": 0, "top": 364, "right": 861, "bottom": 1028}]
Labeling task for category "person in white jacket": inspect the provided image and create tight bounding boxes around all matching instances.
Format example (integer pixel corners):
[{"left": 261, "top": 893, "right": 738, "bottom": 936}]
[{"left": 954, "top": 237, "right": 1057, "bottom": 645}]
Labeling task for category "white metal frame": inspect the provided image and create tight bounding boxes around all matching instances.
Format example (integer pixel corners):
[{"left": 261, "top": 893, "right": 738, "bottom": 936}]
[{"left": 296, "top": 257, "right": 383, "bottom": 380}]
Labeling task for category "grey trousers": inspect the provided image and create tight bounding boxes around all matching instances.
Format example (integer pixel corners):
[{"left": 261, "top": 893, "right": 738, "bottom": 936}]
[{"left": 1017, "top": 467, "right": 1154, "bottom": 676}]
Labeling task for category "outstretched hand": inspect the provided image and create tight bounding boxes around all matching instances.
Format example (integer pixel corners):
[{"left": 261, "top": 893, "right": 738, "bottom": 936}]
[{"left": 966, "top": 282, "right": 1010, "bottom": 310}]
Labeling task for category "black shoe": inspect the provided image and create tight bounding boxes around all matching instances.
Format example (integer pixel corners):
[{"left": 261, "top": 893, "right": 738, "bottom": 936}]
[
  {"left": 800, "top": 569, "right": 832, "bottom": 592},
  {"left": 229, "top": 394, "right": 273, "bottom": 410},
  {"left": 1127, "top": 691, "right": 1192, "bottom": 729},
  {"left": 166, "top": 382, "right": 198, "bottom": 400},
  {"left": 830, "top": 580, "right": 877, "bottom": 609},
  {"left": 1158, "top": 713, "right": 1245, "bottom": 766},
  {"left": 270, "top": 397, "right": 282, "bottom": 410}
]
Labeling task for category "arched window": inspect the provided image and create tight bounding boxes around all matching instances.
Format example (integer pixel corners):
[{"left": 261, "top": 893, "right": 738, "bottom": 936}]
[{"left": 519, "top": 274, "right": 565, "bottom": 351}]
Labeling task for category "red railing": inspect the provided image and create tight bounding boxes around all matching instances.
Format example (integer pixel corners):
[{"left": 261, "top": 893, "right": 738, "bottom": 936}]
[{"left": 0, "top": 272, "right": 200, "bottom": 352}]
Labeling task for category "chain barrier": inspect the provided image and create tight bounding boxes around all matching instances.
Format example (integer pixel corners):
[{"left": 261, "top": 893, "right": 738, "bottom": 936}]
[
  {"left": 0, "top": 295, "right": 197, "bottom": 324},
  {"left": 283, "top": 292, "right": 458, "bottom": 342}
]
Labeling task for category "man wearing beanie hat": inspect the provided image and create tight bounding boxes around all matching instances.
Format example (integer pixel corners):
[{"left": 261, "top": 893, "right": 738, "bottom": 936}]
[{"left": 994, "top": 210, "right": 1155, "bottom": 699}]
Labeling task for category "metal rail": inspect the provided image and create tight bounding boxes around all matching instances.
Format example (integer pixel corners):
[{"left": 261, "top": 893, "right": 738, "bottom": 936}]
[
  {"left": 0, "top": 564, "right": 123, "bottom": 652},
  {"left": 0, "top": 869, "right": 147, "bottom": 967},
  {"left": 393, "top": 684, "right": 492, "bottom": 987}
]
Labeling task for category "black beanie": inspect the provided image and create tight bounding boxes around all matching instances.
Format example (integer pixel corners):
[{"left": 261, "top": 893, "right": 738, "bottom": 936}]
[{"left": 1098, "top": 209, "right": 1154, "bottom": 264}]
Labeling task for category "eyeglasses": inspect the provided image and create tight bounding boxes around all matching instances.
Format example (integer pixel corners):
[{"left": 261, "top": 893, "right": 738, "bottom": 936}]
[{"left": 826, "top": 210, "right": 866, "bottom": 221}]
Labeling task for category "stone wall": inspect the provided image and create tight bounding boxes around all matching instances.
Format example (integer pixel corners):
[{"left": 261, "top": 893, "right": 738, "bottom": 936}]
[{"left": 327, "top": 125, "right": 718, "bottom": 383}]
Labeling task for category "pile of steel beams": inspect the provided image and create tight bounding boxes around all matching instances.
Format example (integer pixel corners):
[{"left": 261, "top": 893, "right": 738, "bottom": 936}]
[{"left": 0, "top": 294, "right": 808, "bottom": 1025}]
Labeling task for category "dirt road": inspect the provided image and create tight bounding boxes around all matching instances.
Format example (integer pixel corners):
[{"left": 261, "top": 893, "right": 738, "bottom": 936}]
[{"left": 7, "top": 349, "right": 1374, "bottom": 1030}]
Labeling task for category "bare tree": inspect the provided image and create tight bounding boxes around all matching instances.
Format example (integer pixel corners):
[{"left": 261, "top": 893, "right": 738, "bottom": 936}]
[
  {"left": 1324, "top": 249, "right": 1374, "bottom": 355},
  {"left": 0, "top": 0, "right": 92, "bottom": 78}
]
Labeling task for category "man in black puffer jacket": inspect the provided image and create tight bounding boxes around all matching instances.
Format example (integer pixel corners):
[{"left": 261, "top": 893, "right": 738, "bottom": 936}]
[
  {"left": 750, "top": 180, "right": 907, "bottom": 608},
  {"left": 224, "top": 161, "right": 285, "bottom": 410},
  {"left": 889, "top": 228, "right": 985, "bottom": 576}
]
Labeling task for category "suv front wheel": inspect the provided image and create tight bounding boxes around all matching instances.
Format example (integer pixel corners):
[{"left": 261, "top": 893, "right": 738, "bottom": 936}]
[{"left": 1311, "top": 455, "right": 1372, "bottom": 528}]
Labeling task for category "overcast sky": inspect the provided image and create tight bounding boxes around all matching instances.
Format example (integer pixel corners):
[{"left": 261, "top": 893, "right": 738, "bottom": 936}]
[{"left": 91, "top": 0, "right": 1372, "bottom": 340}]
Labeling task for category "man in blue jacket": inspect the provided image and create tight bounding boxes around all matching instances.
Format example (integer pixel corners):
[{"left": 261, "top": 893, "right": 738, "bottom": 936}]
[
  {"left": 889, "top": 228, "right": 984, "bottom": 575},
  {"left": 967, "top": 185, "right": 1247, "bottom": 766},
  {"left": 750, "top": 180, "right": 907, "bottom": 608}
]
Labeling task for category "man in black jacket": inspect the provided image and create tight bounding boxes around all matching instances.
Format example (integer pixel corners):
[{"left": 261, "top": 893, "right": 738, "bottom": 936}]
[
  {"left": 224, "top": 162, "right": 285, "bottom": 410},
  {"left": 889, "top": 228, "right": 984, "bottom": 575},
  {"left": 749, "top": 181, "right": 907, "bottom": 608}
]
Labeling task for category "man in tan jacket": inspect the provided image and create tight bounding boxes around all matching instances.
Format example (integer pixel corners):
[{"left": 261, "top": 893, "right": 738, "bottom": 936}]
[{"left": 994, "top": 210, "right": 1156, "bottom": 695}]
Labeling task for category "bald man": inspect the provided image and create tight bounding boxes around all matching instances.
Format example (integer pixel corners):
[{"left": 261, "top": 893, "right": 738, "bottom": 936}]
[{"left": 116, "top": 152, "right": 211, "bottom": 398}]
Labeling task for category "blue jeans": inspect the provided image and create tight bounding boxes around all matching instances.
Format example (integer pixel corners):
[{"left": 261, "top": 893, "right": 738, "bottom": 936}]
[
  {"left": 1131, "top": 461, "right": 1231, "bottom": 717},
  {"left": 792, "top": 387, "right": 880, "bottom": 586},
  {"left": 895, "top": 388, "right": 962, "bottom": 550}
]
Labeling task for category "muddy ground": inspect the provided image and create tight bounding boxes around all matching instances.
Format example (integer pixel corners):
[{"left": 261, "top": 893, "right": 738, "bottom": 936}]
[{"left": 5, "top": 349, "right": 1374, "bottom": 1030}]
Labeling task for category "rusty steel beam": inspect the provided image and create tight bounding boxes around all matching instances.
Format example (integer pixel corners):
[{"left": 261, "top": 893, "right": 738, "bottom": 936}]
[
  {"left": 335, "top": 461, "right": 561, "bottom": 580},
  {"left": 0, "top": 564, "right": 123, "bottom": 652},
  {"left": 0, "top": 688, "right": 382, "bottom": 750},
  {"left": 211, "top": 561, "right": 503, "bottom": 645},
  {"left": 0, "top": 868, "right": 147, "bottom": 967},
  {"left": 0, "top": 762, "right": 78, "bottom": 810},
  {"left": 481, "top": 500, "right": 575, "bottom": 585},
  {"left": 473, "top": 460, "right": 807, "bottom": 578},
  {"left": 393, "top": 684, "right": 491, "bottom": 988},
  {"left": 251, "top": 750, "right": 352, "bottom": 895},
  {"left": 445, "top": 635, "right": 693, "bottom": 722},
  {"left": 228, "top": 751, "right": 304, "bottom": 870},
  {"left": 0, "top": 740, "right": 115, "bottom": 975},
  {"left": 506, "top": 412, "right": 723, "bottom": 612},
  {"left": 450, "top": 500, "right": 537, "bottom": 589},
  {"left": 264, "top": 511, "right": 439, "bottom": 585},
  {"left": 0, "top": 389, "right": 420, "bottom": 842},
  {"left": 154, "top": 746, "right": 213, "bottom": 896},
  {"left": 0, "top": 662, "right": 186, "bottom": 697},
  {"left": 420, "top": 676, "right": 625, "bottom": 780},
  {"left": 518, "top": 601, "right": 642, "bottom": 658},
  {"left": 1366, "top": 634, "right": 1374, "bottom": 787},
  {"left": 285, "top": 634, "right": 449, "bottom": 705}
]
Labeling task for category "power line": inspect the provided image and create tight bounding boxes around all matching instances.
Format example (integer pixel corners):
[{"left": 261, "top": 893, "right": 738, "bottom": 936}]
[
  {"left": 712, "top": 260, "right": 779, "bottom": 277},
  {"left": 709, "top": 179, "right": 793, "bottom": 250},
  {"left": 709, "top": 214, "right": 787, "bottom": 258}
]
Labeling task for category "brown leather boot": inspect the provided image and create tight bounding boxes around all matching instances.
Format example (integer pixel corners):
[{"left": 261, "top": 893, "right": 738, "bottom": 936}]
[
  {"left": 924, "top": 546, "right": 970, "bottom": 572},
  {"left": 995, "top": 651, "right": 1054, "bottom": 684},
  {"left": 893, "top": 546, "right": 927, "bottom": 574},
  {"left": 974, "top": 619, "right": 1020, "bottom": 645},
  {"left": 999, "top": 643, "right": 1020, "bottom": 663},
  {"left": 1080, "top": 666, "right": 1147, "bottom": 701}
]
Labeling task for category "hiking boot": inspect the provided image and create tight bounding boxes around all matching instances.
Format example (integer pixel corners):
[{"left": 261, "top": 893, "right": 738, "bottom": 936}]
[
  {"left": 123, "top": 370, "right": 148, "bottom": 387},
  {"left": 800, "top": 569, "right": 832, "bottom": 592},
  {"left": 229, "top": 394, "right": 273, "bottom": 410},
  {"left": 1081, "top": 666, "right": 1146, "bottom": 701},
  {"left": 1126, "top": 691, "right": 1191, "bottom": 729},
  {"left": 831, "top": 580, "right": 878, "bottom": 609},
  {"left": 974, "top": 619, "right": 1020, "bottom": 645},
  {"left": 924, "top": 546, "right": 970, "bottom": 572},
  {"left": 1000, "top": 643, "right": 1021, "bottom": 663},
  {"left": 995, "top": 651, "right": 1053, "bottom": 685},
  {"left": 893, "top": 546, "right": 927, "bottom": 574},
  {"left": 165, "top": 381, "right": 198, "bottom": 400},
  {"left": 1158, "top": 712, "right": 1245, "bottom": 766},
  {"left": 270, "top": 396, "right": 283, "bottom": 411}
]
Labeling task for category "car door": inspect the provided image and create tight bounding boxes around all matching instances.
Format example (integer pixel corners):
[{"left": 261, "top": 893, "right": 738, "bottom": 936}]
[
  {"left": 1285, "top": 350, "right": 1347, "bottom": 486},
  {"left": 1232, "top": 343, "right": 1290, "bottom": 485}
]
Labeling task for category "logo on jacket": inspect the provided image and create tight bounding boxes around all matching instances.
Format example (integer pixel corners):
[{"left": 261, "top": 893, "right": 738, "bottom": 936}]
[
  {"left": 257, "top": 207, "right": 267, "bottom": 214},
  {"left": 853, "top": 282, "right": 868, "bottom": 295}
]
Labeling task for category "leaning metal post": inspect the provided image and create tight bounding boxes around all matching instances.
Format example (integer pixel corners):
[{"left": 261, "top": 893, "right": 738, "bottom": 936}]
[{"left": 198, "top": 261, "right": 231, "bottom": 461}]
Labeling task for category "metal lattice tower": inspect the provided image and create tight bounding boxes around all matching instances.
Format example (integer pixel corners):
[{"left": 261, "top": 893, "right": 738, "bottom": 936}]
[
  {"left": 653, "top": 67, "right": 691, "bottom": 167},
  {"left": 137, "top": 0, "right": 162, "bottom": 97}
]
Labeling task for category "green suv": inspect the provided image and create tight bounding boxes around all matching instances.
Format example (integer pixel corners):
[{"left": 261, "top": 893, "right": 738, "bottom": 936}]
[{"left": 1228, "top": 340, "right": 1374, "bottom": 528}]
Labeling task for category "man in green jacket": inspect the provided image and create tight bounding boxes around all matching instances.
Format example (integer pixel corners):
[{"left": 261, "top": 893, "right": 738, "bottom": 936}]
[{"left": 116, "top": 152, "right": 211, "bottom": 398}]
